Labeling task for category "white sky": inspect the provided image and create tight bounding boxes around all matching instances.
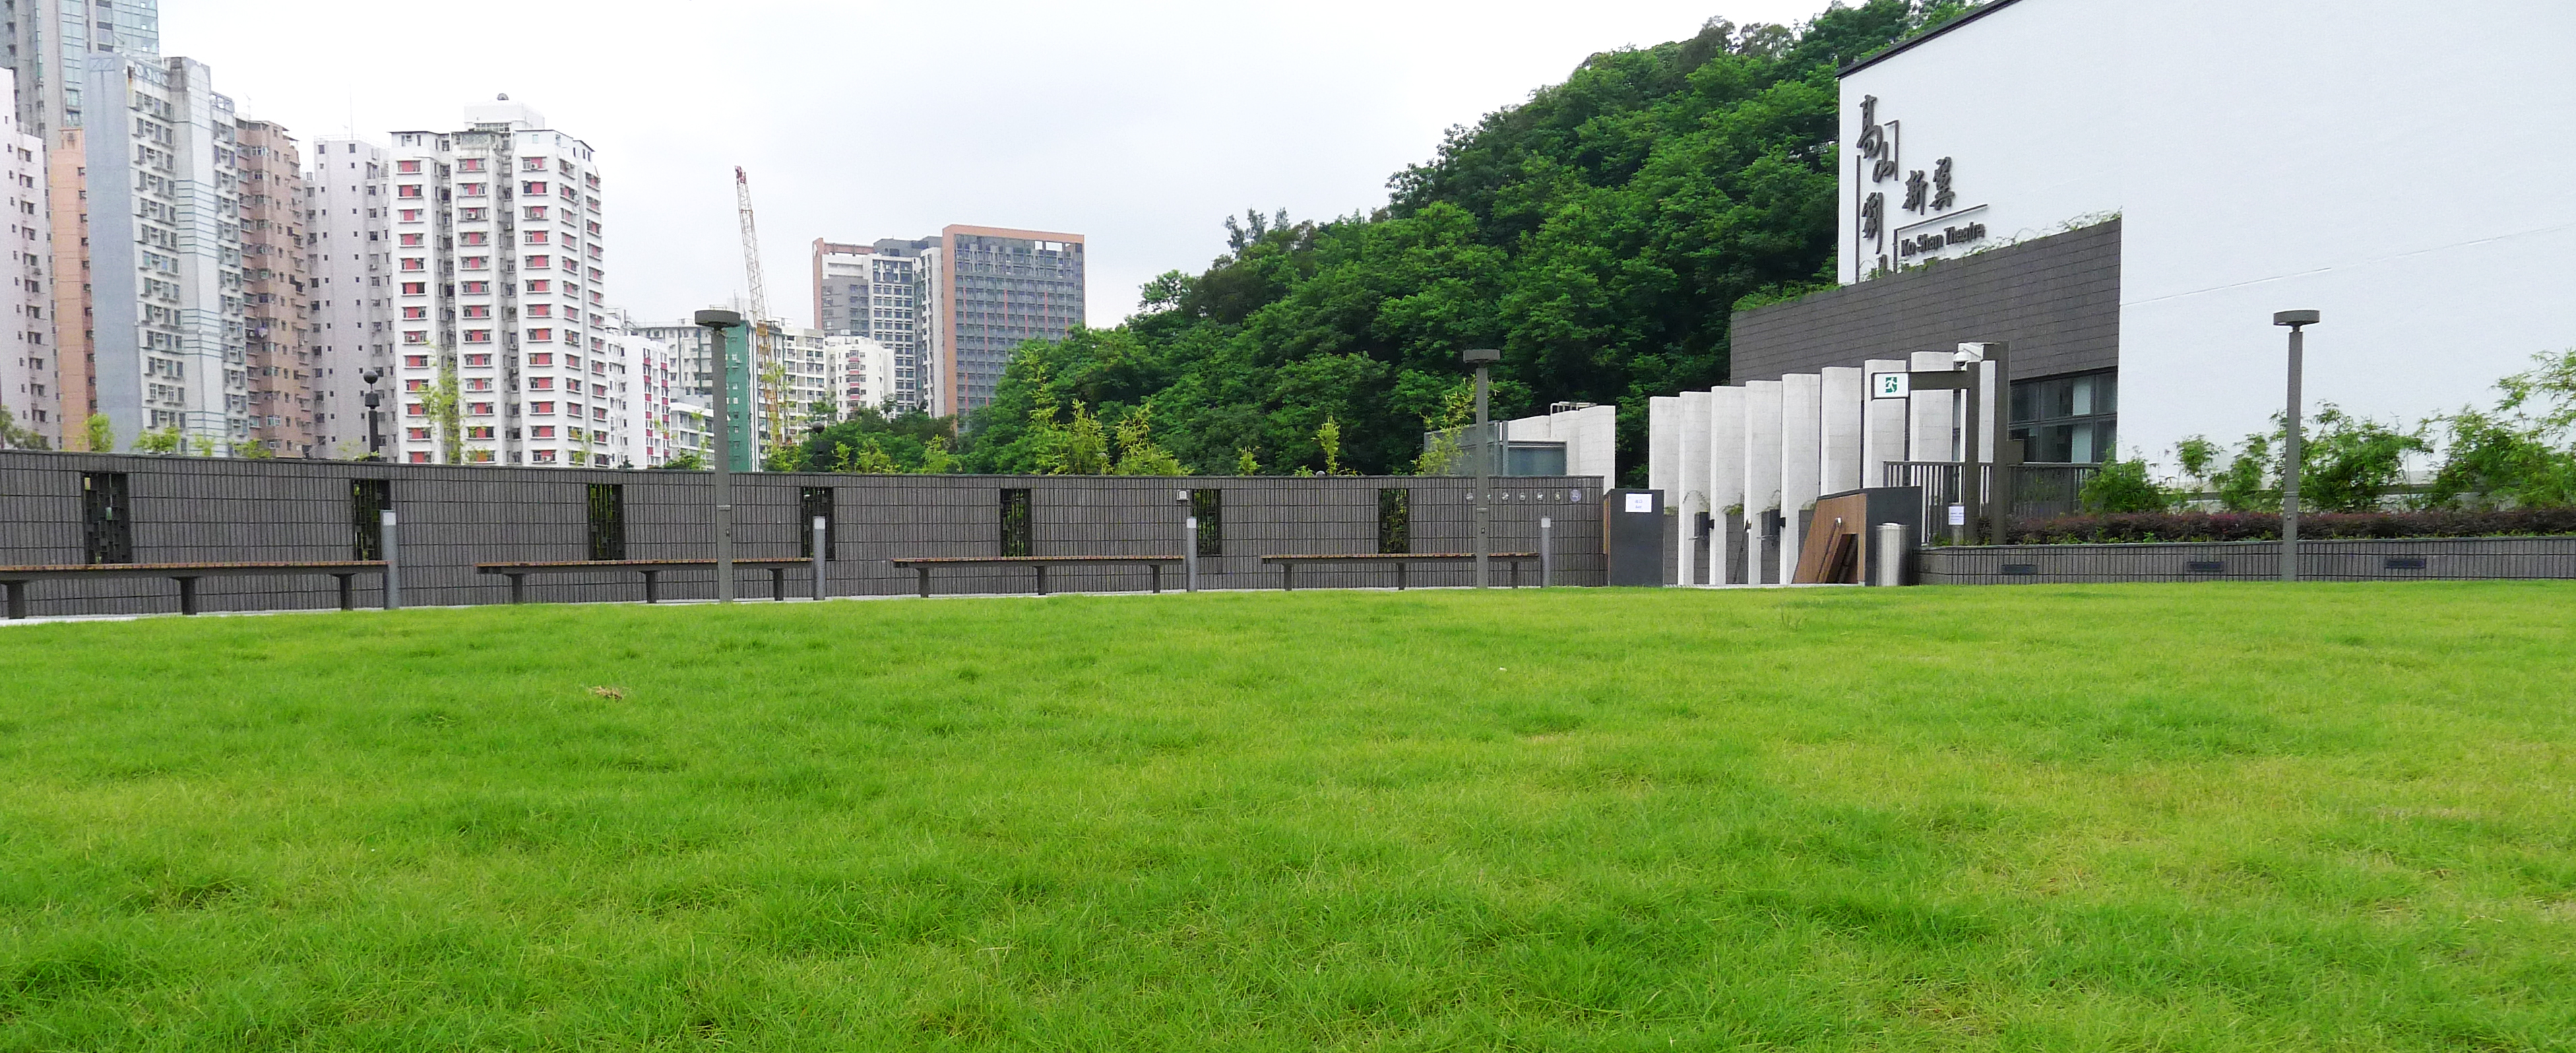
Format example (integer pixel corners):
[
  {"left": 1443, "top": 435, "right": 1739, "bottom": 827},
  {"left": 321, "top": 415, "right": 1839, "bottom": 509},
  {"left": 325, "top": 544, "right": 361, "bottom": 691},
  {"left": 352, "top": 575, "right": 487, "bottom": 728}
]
[{"left": 170, "top": 0, "right": 1833, "bottom": 330}]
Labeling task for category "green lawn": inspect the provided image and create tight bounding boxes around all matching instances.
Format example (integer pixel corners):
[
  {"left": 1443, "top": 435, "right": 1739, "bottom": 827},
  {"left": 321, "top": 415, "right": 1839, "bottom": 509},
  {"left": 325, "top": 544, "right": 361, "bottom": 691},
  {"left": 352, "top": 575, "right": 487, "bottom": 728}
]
[{"left": 1, "top": 583, "right": 2573, "bottom": 1051}]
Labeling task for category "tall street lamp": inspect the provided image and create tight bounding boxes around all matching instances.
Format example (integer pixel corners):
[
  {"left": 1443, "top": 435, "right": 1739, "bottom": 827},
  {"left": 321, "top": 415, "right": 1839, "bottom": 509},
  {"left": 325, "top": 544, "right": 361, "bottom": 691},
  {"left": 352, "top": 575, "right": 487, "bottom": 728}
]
[
  {"left": 696, "top": 309, "right": 744, "bottom": 602},
  {"left": 359, "top": 366, "right": 385, "bottom": 461},
  {"left": 2273, "top": 310, "right": 2319, "bottom": 583},
  {"left": 1462, "top": 348, "right": 1501, "bottom": 588}
]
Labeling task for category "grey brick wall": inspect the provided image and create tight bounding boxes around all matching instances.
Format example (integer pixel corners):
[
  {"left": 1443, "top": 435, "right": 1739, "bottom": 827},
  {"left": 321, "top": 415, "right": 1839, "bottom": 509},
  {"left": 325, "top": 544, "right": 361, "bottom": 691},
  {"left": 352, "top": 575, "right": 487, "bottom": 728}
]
[
  {"left": 0, "top": 453, "right": 1606, "bottom": 616},
  {"left": 1729, "top": 220, "right": 2121, "bottom": 383},
  {"left": 1919, "top": 536, "right": 2576, "bottom": 584}
]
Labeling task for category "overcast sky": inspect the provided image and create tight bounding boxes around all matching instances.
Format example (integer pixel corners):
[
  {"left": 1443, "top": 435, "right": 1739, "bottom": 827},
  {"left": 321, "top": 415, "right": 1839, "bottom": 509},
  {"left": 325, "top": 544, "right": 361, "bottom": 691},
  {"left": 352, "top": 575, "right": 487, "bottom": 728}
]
[{"left": 169, "top": 0, "right": 1833, "bottom": 330}]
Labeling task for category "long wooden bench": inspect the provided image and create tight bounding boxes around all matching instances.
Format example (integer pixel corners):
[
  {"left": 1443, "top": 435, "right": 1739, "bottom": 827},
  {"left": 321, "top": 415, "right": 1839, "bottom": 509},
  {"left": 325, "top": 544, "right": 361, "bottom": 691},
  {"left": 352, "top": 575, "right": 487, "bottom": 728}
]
[
  {"left": 0, "top": 561, "right": 390, "bottom": 619},
  {"left": 888, "top": 555, "right": 1186, "bottom": 598},
  {"left": 1259, "top": 552, "right": 1540, "bottom": 591},
  {"left": 474, "top": 559, "right": 816, "bottom": 604}
]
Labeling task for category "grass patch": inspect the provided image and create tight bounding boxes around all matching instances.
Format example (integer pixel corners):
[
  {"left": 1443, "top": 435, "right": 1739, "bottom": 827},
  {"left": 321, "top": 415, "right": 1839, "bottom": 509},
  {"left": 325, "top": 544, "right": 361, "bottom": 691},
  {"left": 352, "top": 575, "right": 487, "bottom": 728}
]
[{"left": 2, "top": 583, "right": 2573, "bottom": 1049}]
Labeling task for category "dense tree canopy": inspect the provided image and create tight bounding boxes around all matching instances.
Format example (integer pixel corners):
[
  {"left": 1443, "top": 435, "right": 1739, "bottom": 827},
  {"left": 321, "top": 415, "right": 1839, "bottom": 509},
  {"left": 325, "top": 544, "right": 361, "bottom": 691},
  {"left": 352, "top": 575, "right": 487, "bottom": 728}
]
[{"left": 948, "top": 1, "right": 1978, "bottom": 480}]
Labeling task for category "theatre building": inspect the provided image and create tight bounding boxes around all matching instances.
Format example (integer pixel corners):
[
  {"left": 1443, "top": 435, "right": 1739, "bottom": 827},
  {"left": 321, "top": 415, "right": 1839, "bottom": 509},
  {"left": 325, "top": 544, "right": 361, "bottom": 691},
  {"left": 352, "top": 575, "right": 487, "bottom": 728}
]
[{"left": 1651, "top": 0, "right": 2576, "bottom": 584}]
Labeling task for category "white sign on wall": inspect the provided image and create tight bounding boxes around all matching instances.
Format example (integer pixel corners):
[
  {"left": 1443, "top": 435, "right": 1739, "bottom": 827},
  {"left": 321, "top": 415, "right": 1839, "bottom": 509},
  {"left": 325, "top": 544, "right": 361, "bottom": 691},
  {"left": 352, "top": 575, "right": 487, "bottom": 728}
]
[{"left": 1623, "top": 492, "right": 1654, "bottom": 514}]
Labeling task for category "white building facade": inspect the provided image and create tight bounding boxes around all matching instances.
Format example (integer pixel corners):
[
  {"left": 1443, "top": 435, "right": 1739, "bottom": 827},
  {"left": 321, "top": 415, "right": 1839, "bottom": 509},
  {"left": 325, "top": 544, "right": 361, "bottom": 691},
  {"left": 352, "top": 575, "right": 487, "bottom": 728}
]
[
  {"left": 0, "top": 77, "right": 50, "bottom": 447},
  {"left": 84, "top": 55, "right": 246, "bottom": 453},
  {"left": 305, "top": 135, "right": 391, "bottom": 457},
  {"left": 1833, "top": 0, "right": 2576, "bottom": 462},
  {"left": 832, "top": 334, "right": 896, "bottom": 416},
  {"left": 387, "top": 98, "right": 610, "bottom": 466}
]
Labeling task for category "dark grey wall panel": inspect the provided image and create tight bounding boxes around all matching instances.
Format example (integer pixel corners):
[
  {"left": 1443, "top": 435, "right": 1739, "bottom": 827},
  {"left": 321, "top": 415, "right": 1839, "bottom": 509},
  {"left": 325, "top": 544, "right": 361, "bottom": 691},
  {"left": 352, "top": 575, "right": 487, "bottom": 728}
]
[
  {"left": 0, "top": 453, "right": 1605, "bottom": 616},
  {"left": 1729, "top": 220, "right": 2121, "bottom": 383}
]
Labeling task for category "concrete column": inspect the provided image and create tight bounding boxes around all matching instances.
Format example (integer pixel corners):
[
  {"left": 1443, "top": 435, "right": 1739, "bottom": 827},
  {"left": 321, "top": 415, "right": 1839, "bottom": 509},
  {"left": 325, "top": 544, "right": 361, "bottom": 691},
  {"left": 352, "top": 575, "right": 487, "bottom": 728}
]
[
  {"left": 1648, "top": 395, "right": 1680, "bottom": 583},
  {"left": 1862, "top": 357, "right": 1908, "bottom": 488},
  {"left": 1778, "top": 373, "right": 1823, "bottom": 585},
  {"left": 1819, "top": 366, "right": 1865, "bottom": 497},
  {"left": 1677, "top": 390, "right": 1712, "bottom": 585},
  {"left": 1741, "top": 381, "right": 1783, "bottom": 584},
  {"left": 1707, "top": 386, "right": 1746, "bottom": 585},
  {"left": 1907, "top": 350, "right": 1956, "bottom": 463}
]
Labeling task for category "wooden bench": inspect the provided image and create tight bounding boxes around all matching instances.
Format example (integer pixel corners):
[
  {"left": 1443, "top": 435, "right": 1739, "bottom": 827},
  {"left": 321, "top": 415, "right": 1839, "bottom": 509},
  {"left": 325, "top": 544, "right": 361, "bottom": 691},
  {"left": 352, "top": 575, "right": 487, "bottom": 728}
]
[
  {"left": 888, "top": 555, "right": 1186, "bottom": 598},
  {"left": 0, "top": 561, "right": 390, "bottom": 619},
  {"left": 1259, "top": 552, "right": 1540, "bottom": 591},
  {"left": 474, "top": 559, "right": 817, "bottom": 604}
]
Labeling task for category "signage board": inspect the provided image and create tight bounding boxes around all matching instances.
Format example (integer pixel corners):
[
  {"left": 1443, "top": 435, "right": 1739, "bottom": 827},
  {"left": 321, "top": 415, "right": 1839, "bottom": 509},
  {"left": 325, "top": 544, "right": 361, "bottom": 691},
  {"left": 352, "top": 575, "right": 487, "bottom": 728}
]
[
  {"left": 1947, "top": 504, "right": 1967, "bottom": 526},
  {"left": 1623, "top": 492, "right": 1655, "bottom": 514},
  {"left": 1871, "top": 372, "right": 1911, "bottom": 398}
]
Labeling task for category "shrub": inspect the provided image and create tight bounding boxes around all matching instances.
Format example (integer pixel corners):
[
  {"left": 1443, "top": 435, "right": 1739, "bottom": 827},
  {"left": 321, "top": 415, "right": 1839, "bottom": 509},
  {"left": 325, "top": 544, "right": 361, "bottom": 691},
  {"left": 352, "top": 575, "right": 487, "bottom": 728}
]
[
  {"left": 2009, "top": 507, "right": 2576, "bottom": 544},
  {"left": 2077, "top": 457, "right": 2172, "bottom": 513}
]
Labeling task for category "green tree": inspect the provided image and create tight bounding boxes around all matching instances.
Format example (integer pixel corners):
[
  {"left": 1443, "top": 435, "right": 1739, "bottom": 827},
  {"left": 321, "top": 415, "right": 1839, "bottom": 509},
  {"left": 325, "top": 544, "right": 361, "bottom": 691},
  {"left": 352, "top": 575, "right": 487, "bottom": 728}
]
[
  {"left": 0, "top": 406, "right": 48, "bottom": 450},
  {"left": 425, "top": 351, "right": 463, "bottom": 464},
  {"left": 1234, "top": 447, "right": 1261, "bottom": 476},
  {"left": 2424, "top": 350, "right": 2576, "bottom": 509},
  {"left": 1111, "top": 404, "right": 1185, "bottom": 476},
  {"left": 84, "top": 414, "right": 115, "bottom": 454},
  {"left": 134, "top": 426, "right": 182, "bottom": 455},
  {"left": 951, "top": 3, "right": 1958, "bottom": 483},
  {"left": 2077, "top": 457, "right": 2172, "bottom": 513}
]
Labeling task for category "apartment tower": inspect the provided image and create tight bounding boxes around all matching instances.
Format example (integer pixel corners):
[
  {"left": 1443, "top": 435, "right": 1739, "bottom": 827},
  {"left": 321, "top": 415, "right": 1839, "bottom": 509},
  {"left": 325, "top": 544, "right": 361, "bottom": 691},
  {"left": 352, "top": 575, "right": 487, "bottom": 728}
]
[
  {"left": 84, "top": 55, "right": 247, "bottom": 453},
  {"left": 304, "top": 135, "right": 391, "bottom": 457},
  {"left": 236, "top": 119, "right": 313, "bottom": 456},
  {"left": 0, "top": 72, "right": 49, "bottom": 447},
  {"left": 386, "top": 98, "right": 609, "bottom": 466},
  {"left": 813, "top": 226, "right": 1083, "bottom": 416}
]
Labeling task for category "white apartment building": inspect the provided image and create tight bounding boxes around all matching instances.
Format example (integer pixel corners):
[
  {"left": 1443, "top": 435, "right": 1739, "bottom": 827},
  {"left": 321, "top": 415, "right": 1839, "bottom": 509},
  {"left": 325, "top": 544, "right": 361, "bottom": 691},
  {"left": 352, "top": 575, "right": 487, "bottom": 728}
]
[
  {"left": 84, "top": 54, "right": 247, "bottom": 453},
  {"left": 625, "top": 319, "right": 678, "bottom": 467},
  {"left": 304, "top": 135, "right": 391, "bottom": 458},
  {"left": 831, "top": 335, "right": 895, "bottom": 416},
  {"left": 0, "top": 77, "right": 51, "bottom": 447},
  {"left": 813, "top": 238, "right": 936, "bottom": 412},
  {"left": 387, "top": 98, "right": 608, "bottom": 466}
]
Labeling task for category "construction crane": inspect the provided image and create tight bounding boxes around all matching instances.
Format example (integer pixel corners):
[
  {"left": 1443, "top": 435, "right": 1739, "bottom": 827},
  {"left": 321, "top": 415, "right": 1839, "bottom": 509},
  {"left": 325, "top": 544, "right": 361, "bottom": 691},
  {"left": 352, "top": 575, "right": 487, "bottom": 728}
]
[{"left": 734, "top": 166, "right": 786, "bottom": 465}]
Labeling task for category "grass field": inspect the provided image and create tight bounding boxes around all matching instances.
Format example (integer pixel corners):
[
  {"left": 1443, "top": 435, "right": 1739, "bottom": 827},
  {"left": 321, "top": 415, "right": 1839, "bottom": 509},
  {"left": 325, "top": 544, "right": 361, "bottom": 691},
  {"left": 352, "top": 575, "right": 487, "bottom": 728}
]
[{"left": 1, "top": 583, "right": 2573, "bottom": 1050}]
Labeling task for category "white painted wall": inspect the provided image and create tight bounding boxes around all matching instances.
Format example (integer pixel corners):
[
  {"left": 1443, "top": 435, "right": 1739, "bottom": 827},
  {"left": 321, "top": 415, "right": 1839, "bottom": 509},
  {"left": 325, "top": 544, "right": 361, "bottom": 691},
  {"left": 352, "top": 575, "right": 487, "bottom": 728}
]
[
  {"left": 1906, "top": 350, "right": 1955, "bottom": 463},
  {"left": 1842, "top": 0, "right": 2576, "bottom": 464},
  {"left": 1676, "top": 391, "right": 1711, "bottom": 585},
  {"left": 1819, "top": 366, "right": 1864, "bottom": 495},
  {"left": 1777, "top": 374, "right": 1822, "bottom": 585},
  {"left": 1862, "top": 357, "right": 1908, "bottom": 487}
]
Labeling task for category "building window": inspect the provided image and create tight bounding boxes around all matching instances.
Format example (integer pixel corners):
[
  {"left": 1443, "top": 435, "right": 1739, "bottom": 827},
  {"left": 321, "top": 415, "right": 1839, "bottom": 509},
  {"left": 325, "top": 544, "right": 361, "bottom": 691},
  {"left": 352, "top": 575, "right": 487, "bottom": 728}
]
[
  {"left": 458, "top": 158, "right": 484, "bottom": 172},
  {"left": 402, "top": 331, "right": 427, "bottom": 344},
  {"left": 396, "top": 184, "right": 421, "bottom": 198},
  {"left": 404, "top": 354, "right": 429, "bottom": 368},
  {"left": 352, "top": 479, "right": 392, "bottom": 560},
  {"left": 527, "top": 280, "right": 550, "bottom": 292},
  {"left": 530, "top": 377, "right": 553, "bottom": 390},
  {"left": 523, "top": 181, "right": 546, "bottom": 195},
  {"left": 396, "top": 160, "right": 420, "bottom": 174},
  {"left": 532, "top": 425, "right": 555, "bottom": 439},
  {"left": 458, "top": 231, "right": 485, "bottom": 246},
  {"left": 463, "top": 329, "right": 491, "bottom": 343},
  {"left": 399, "top": 257, "right": 424, "bottom": 271},
  {"left": 2010, "top": 371, "right": 2118, "bottom": 464},
  {"left": 999, "top": 488, "right": 1032, "bottom": 557},
  {"left": 81, "top": 472, "right": 133, "bottom": 565},
  {"left": 528, "top": 328, "right": 553, "bottom": 342},
  {"left": 465, "top": 354, "right": 491, "bottom": 366},
  {"left": 586, "top": 484, "right": 624, "bottom": 559},
  {"left": 460, "top": 183, "right": 486, "bottom": 197},
  {"left": 1377, "top": 488, "right": 1410, "bottom": 554},
  {"left": 462, "top": 256, "right": 489, "bottom": 270},
  {"left": 402, "top": 307, "right": 427, "bottom": 320},
  {"left": 1190, "top": 489, "right": 1223, "bottom": 556},
  {"left": 399, "top": 209, "right": 421, "bottom": 222},
  {"left": 460, "top": 281, "right": 489, "bottom": 294},
  {"left": 526, "top": 255, "right": 549, "bottom": 269},
  {"left": 401, "top": 282, "right": 425, "bottom": 294},
  {"left": 530, "top": 352, "right": 553, "bottom": 366},
  {"left": 532, "top": 401, "right": 555, "bottom": 414},
  {"left": 399, "top": 232, "right": 424, "bottom": 247},
  {"left": 469, "top": 402, "right": 494, "bottom": 416}
]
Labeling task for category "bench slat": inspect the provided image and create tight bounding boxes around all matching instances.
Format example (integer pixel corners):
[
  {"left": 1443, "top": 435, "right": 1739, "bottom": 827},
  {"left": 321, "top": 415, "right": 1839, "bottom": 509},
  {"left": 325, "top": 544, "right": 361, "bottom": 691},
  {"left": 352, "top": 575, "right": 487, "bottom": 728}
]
[{"left": 1259, "top": 552, "right": 1536, "bottom": 562}]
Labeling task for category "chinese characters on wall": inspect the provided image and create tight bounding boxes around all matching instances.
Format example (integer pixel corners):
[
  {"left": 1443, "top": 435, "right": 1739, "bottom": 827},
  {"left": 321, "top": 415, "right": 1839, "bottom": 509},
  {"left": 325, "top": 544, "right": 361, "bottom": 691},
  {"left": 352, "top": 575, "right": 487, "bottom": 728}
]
[{"left": 1853, "top": 94, "right": 1978, "bottom": 280}]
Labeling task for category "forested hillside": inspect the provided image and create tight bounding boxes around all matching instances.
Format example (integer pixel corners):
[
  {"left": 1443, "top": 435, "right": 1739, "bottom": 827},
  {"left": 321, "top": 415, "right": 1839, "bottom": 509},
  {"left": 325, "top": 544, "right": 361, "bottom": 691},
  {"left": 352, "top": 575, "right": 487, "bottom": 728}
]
[{"left": 946, "top": 1, "right": 1980, "bottom": 480}]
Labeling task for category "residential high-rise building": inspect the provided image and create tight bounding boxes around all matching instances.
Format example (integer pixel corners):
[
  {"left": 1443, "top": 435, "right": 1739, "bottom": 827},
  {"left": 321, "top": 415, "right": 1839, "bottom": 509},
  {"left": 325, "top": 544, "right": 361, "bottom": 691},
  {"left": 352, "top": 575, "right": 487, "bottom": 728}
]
[
  {"left": 6, "top": 0, "right": 159, "bottom": 141},
  {"left": 936, "top": 225, "right": 1081, "bottom": 415},
  {"left": 84, "top": 55, "right": 247, "bottom": 453},
  {"left": 385, "top": 98, "right": 608, "bottom": 466},
  {"left": 831, "top": 335, "right": 895, "bottom": 416},
  {"left": 813, "top": 237, "right": 935, "bottom": 411},
  {"left": 236, "top": 118, "right": 314, "bottom": 457},
  {"left": 11, "top": 1, "right": 163, "bottom": 449},
  {"left": 813, "top": 226, "right": 1083, "bottom": 418},
  {"left": 304, "top": 135, "right": 391, "bottom": 458},
  {"left": 0, "top": 74, "right": 51, "bottom": 448}
]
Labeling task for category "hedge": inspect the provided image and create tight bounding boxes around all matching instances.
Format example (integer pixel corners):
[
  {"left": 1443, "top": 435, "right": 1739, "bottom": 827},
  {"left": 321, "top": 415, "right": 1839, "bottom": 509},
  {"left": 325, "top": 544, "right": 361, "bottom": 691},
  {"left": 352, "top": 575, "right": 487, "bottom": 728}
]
[{"left": 2007, "top": 508, "right": 2576, "bottom": 544}]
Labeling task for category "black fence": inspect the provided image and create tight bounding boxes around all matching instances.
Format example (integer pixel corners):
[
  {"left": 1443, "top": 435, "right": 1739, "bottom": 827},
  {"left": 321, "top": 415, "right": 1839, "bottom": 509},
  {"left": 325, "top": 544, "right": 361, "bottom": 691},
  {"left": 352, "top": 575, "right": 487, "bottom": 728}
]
[{"left": 1881, "top": 461, "right": 2102, "bottom": 539}]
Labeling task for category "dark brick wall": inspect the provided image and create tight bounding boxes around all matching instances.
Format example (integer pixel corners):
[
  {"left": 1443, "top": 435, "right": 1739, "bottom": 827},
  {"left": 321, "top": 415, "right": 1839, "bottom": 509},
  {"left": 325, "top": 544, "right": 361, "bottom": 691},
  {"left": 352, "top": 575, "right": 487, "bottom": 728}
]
[
  {"left": 1730, "top": 220, "right": 2121, "bottom": 383},
  {"left": 0, "top": 453, "right": 1605, "bottom": 617}
]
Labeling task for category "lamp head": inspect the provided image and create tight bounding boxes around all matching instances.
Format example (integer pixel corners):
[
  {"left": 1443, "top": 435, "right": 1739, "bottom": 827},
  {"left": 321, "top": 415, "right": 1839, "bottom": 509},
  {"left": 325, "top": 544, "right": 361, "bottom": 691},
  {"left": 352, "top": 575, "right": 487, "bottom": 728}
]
[
  {"left": 1460, "top": 348, "right": 1501, "bottom": 365},
  {"left": 2273, "top": 309, "right": 2321, "bottom": 327},
  {"left": 360, "top": 366, "right": 382, "bottom": 385},
  {"left": 695, "top": 308, "right": 744, "bottom": 329}
]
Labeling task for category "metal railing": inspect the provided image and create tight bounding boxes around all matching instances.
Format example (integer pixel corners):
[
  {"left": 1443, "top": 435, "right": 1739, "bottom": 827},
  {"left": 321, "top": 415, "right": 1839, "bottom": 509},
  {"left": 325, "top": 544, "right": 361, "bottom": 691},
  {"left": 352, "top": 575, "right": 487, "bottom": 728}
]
[{"left": 1881, "top": 461, "right": 2102, "bottom": 541}]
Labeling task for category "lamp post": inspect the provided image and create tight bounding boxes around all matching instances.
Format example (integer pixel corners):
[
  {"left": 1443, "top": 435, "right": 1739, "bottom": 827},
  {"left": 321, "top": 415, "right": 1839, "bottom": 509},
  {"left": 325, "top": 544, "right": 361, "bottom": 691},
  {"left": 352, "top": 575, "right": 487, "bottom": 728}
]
[
  {"left": 695, "top": 309, "right": 744, "bottom": 602},
  {"left": 360, "top": 366, "right": 385, "bottom": 461},
  {"left": 2273, "top": 310, "right": 2319, "bottom": 583},
  {"left": 1462, "top": 348, "right": 1501, "bottom": 588}
]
